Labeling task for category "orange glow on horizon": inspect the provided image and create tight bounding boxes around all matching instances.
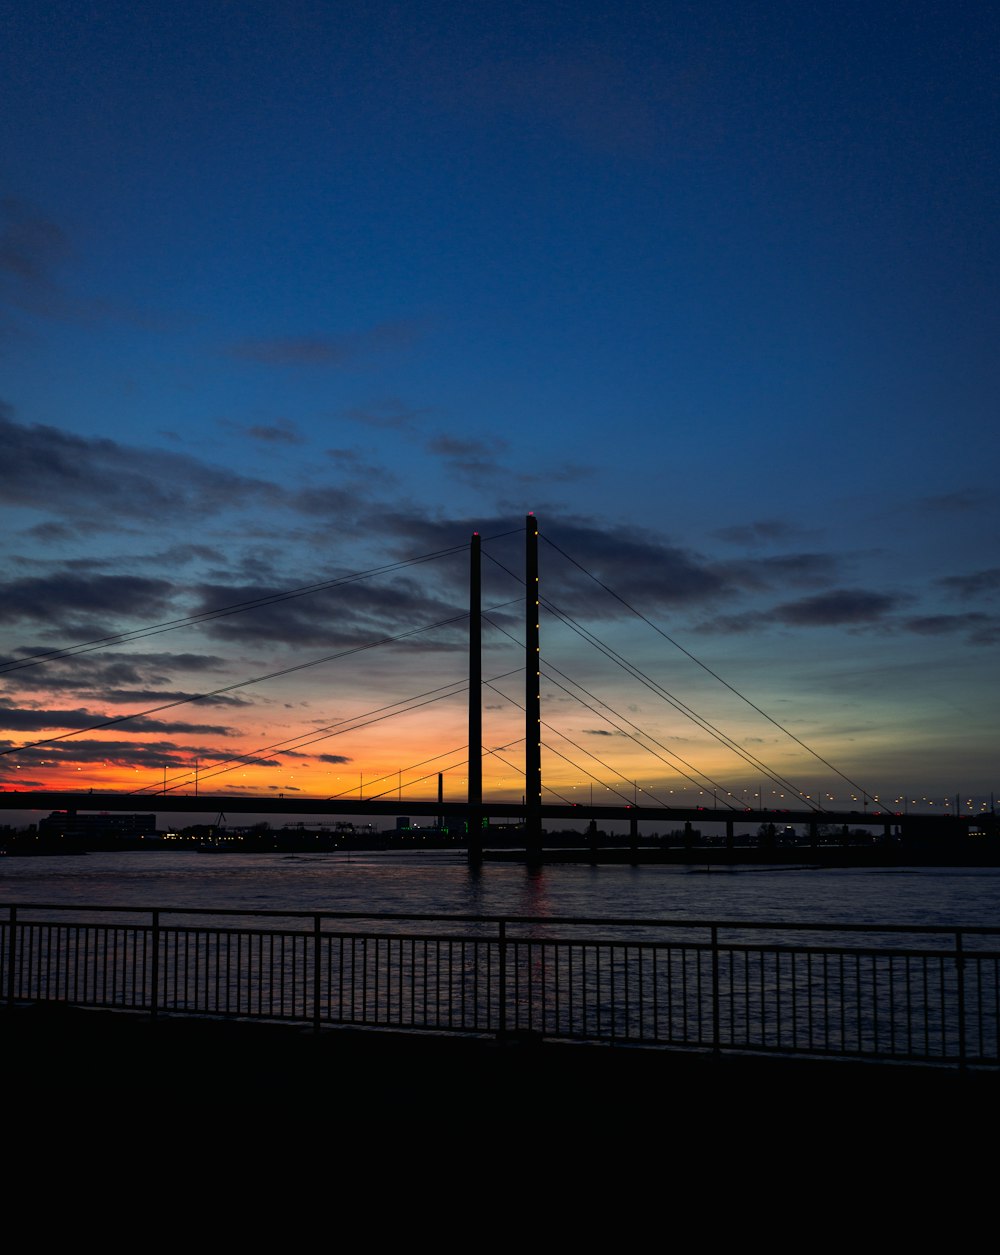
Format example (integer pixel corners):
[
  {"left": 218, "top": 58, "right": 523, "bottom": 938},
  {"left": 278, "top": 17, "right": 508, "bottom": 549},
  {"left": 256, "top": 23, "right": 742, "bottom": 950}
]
[{"left": 4, "top": 666, "right": 995, "bottom": 808}]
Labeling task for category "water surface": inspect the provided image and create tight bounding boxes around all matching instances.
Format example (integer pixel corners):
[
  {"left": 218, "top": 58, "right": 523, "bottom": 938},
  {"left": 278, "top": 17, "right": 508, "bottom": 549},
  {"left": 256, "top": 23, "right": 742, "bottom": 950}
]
[{"left": 2, "top": 850, "right": 998, "bottom": 928}]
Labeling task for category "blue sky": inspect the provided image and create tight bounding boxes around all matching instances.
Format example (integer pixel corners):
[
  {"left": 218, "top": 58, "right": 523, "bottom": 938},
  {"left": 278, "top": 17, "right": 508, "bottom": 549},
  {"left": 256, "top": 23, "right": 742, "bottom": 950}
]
[{"left": 1, "top": 1, "right": 997, "bottom": 814}]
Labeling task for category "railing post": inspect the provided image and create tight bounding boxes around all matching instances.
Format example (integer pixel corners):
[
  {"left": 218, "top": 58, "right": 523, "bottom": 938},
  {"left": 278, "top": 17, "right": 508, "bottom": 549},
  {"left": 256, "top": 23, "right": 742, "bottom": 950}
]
[
  {"left": 498, "top": 919, "right": 507, "bottom": 1037},
  {"left": 150, "top": 910, "right": 160, "bottom": 1021},
  {"left": 711, "top": 924, "right": 720, "bottom": 1053},
  {"left": 312, "top": 913, "right": 322, "bottom": 1034},
  {"left": 6, "top": 906, "right": 16, "bottom": 1005},
  {"left": 956, "top": 929, "right": 966, "bottom": 1069}
]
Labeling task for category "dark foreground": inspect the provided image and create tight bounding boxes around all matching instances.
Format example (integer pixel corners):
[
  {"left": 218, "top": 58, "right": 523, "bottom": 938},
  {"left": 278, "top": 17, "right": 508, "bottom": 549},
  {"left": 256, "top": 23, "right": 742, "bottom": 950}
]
[{"left": 4, "top": 1002, "right": 997, "bottom": 1147}]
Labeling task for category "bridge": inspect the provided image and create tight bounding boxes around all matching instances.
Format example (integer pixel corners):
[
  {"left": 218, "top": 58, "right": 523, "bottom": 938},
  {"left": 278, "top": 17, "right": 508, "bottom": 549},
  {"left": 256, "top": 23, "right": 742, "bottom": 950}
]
[
  {"left": 1, "top": 515, "right": 994, "bottom": 856},
  {"left": 0, "top": 788, "right": 992, "bottom": 845}
]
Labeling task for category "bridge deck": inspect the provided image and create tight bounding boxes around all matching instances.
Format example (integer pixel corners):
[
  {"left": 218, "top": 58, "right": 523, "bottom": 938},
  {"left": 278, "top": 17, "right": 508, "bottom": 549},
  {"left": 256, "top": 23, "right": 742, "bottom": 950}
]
[{"left": 0, "top": 789, "right": 992, "bottom": 835}]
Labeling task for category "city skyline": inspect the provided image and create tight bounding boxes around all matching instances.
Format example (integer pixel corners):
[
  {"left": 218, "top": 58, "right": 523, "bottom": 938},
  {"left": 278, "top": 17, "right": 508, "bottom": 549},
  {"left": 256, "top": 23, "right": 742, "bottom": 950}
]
[{"left": 1, "top": 2, "right": 997, "bottom": 818}]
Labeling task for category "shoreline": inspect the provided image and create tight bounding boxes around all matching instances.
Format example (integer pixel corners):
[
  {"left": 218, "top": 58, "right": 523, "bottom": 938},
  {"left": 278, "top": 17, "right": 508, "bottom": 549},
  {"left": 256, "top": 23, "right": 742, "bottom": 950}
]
[{"left": 4, "top": 841, "right": 1000, "bottom": 867}]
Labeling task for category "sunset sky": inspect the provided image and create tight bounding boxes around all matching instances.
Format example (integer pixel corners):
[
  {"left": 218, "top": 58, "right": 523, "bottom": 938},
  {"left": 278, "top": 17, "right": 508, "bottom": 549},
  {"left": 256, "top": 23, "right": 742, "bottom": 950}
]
[{"left": 1, "top": 1, "right": 997, "bottom": 822}]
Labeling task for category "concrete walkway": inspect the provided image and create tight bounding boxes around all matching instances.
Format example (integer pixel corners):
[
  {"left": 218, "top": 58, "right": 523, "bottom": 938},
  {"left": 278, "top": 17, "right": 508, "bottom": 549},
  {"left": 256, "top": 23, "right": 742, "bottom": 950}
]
[{"left": 4, "top": 1002, "right": 997, "bottom": 1146}]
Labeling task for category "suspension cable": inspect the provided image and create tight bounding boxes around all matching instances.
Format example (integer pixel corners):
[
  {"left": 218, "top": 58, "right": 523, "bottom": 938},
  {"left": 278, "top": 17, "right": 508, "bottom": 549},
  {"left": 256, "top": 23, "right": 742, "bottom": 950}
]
[
  {"left": 539, "top": 599, "right": 825, "bottom": 810},
  {"left": 539, "top": 665, "right": 746, "bottom": 810},
  {"left": 483, "top": 677, "right": 637, "bottom": 806},
  {"left": 541, "top": 534, "right": 879, "bottom": 804},
  {"left": 129, "top": 678, "right": 468, "bottom": 794},
  {"left": 481, "top": 546, "right": 824, "bottom": 810},
  {"left": 484, "top": 611, "right": 762, "bottom": 811},
  {"left": 0, "top": 544, "right": 469, "bottom": 675},
  {"left": 132, "top": 663, "right": 525, "bottom": 796},
  {"left": 2, "top": 612, "right": 472, "bottom": 759}
]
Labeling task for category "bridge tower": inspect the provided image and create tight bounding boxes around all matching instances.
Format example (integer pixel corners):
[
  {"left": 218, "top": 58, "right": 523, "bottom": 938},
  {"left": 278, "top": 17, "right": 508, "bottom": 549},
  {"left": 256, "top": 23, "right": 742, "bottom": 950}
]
[
  {"left": 525, "top": 513, "right": 542, "bottom": 860},
  {"left": 467, "top": 530, "right": 483, "bottom": 864},
  {"left": 466, "top": 516, "right": 543, "bottom": 862}
]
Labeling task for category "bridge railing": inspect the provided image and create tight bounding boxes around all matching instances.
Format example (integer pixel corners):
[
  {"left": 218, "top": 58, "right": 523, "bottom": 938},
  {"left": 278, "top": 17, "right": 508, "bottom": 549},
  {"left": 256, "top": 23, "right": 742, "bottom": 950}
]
[{"left": 2, "top": 905, "right": 998, "bottom": 1067}]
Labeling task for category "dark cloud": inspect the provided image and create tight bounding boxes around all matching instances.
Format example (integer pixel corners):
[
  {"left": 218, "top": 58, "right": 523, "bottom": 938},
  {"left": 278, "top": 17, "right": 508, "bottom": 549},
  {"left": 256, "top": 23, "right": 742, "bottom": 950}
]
[
  {"left": 698, "top": 589, "right": 903, "bottom": 635},
  {"left": 969, "top": 620, "right": 1000, "bottom": 646},
  {"left": 189, "top": 574, "right": 466, "bottom": 649},
  {"left": 228, "top": 321, "right": 423, "bottom": 367},
  {"left": 0, "top": 573, "right": 176, "bottom": 630},
  {"left": 905, "top": 614, "right": 972, "bottom": 636},
  {"left": 772, "top": 590, "right": 897, "bottom": 627},
  {"left": 421, "top": 433, "right": 594, "bottom": 489},
  {"left": 719, "top": 552, "right": 842, "bottom": 592},
  {"left": 427, "top": 433, "right": 506, "bottom": 456},
  {"left": 341, "top": 400, "right": 431, "bottom": 430},
  {"left": 220, "top": 417, "right": 303, "bottom": 445},
  {"left": 0, "top": 197, "right": 70, "bottom": 318},
  {"left": 369, "top": 511, "right": 513, "bottom": 552},
  {"left": 339, "top": 426, "right": 591, "bottom": 492},
  {"left": 249, "top": 420, "right": 301, "bottom": 444},
  {"left": 326, "top": 447, "right": 370, "bottom": 467},
  {"left": 314, "top": 448, "right": 402, "bottom": 499},
  {"left": 150, "top": 653, "right": 229, "bottom": 671},
  {"left": 7, "top": 679, "right": 251, "bottom": 708},
  {"left": 152, "top": 544, "right": 225, "bottom": 566},
  {"left": 938, "top": 569, "right": 1000, "bottom": 599},
  {"left": 0, "top": 655, "right": 253, "bottom": 751},
  {"left": 923, "top": 492, "right": 976, "bottom": 513},
  {"left": 904, "top": 613, "right": 1000, "bottom": 645},
  {"left": 0, "top": 738, "right": 280, "bottom": 780},
  {"left": 19, "top": 521, "right": 101, "bottom": 543},
  {"left": 425, "top": 433, "right": 508, "bottom": 480},
  {"left": 693, "top": 612, "right": 764, "bottom": 636},
  {"left": 713, "top": 519, "right": 809, "bottom": 546},
  {"left": 367, "top": 511, "right": 731, "bottom": 617},
  {"left": 0, "top": 704, "right": 234, "bottom": 736},
  {"left": 316, "top": 753, "right": 353, "bottom": 764},
  {"left": 541, "top": 517, "right": 730, "bottom": 610},
  {"left": 100, "top": 690, "right": 249, "bottom": 707},
  {"left": 0, "top": 406, "right": 282, "bottom": 525},
  {"left": 0, "top": 652, "right": 228, "bottom": 682}
]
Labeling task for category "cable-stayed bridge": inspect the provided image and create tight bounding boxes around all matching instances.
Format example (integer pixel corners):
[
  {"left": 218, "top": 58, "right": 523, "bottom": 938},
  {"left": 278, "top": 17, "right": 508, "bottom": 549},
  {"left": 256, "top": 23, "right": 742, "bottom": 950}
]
[{"left": 0, "top": 516, "right": 994, "bottom": 854}]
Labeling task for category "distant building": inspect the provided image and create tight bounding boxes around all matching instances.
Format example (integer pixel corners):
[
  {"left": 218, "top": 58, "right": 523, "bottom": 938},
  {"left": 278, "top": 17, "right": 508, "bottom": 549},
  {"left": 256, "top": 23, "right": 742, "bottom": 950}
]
[{"left": 39, "top": 811, "right": 157, "bottom": 841}]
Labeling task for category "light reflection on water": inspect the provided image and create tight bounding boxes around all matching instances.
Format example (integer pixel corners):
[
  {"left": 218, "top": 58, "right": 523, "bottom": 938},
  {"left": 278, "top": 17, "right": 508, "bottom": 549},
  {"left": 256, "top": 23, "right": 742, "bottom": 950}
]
[
  {"left": 4, "top": 852, "right": 996, "bottom": 1057},
  {"left": 1, "top": 850, "right": 999, "bottom": 929}
]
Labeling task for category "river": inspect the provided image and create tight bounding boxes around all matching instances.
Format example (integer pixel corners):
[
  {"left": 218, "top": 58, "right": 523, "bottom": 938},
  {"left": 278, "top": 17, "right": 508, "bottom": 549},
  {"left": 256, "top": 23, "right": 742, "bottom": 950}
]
[{"left": 2, "top": 849, "right": 999, "bottom": 927}]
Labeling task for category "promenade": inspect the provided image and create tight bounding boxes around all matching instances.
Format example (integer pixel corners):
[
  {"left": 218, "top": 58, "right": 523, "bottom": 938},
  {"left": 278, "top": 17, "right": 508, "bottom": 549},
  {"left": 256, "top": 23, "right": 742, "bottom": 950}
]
[{"left": 5, "top": 1002, "right": 996, "bottom": 1142}]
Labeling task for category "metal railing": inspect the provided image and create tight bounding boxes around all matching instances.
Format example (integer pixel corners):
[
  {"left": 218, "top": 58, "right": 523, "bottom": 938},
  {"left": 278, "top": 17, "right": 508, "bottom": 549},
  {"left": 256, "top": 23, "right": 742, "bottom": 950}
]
[{"left": 2, "top": 905, "right": 998, "bottom": 1067}]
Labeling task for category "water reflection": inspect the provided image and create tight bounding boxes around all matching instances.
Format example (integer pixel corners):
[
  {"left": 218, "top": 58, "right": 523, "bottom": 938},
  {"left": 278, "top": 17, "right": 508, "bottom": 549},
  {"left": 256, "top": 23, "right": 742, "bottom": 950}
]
[{"left": 2, "top": 850, "right": 1000, "bottom": 929}]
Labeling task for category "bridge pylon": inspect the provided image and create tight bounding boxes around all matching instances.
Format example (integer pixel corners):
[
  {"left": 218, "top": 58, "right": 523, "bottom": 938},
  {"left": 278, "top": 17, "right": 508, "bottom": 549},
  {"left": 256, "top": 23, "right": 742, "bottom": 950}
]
[
  {"left": 525, "top": 513, "right": 542, "bottom": 861},
  {"left": 467, "top": 530, "right": 483, "bottom": 864}
]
